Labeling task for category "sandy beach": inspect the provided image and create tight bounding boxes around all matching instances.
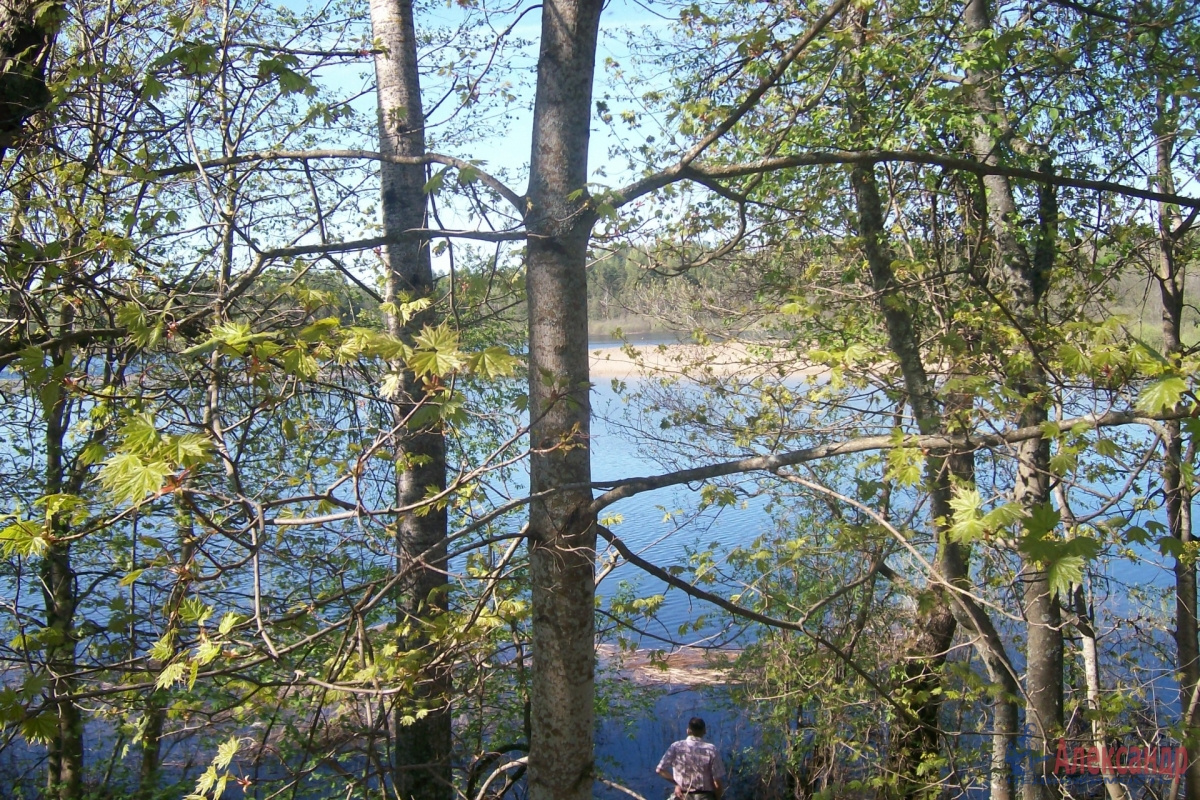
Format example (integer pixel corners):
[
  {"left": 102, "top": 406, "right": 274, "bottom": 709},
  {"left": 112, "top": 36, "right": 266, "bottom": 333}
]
[{"left": 589, "top": 340, "right": 827, "bottom": 380}]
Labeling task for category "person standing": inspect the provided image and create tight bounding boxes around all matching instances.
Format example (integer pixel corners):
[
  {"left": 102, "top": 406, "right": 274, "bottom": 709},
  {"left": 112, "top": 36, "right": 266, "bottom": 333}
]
[{"left": 655, "top": 717, "right": 726, "bottom": 800}]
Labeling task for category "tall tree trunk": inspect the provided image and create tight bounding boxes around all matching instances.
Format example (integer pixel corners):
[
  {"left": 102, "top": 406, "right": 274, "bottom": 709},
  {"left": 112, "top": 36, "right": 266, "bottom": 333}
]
[
  {"left": 851, "top": 136, "right": 1020, "bottom": 800},
  {"left": 845, "top": 15, "right": 1018, "bottom": 795},
  {"left": 43, "top": 303, "right": 82, "bottom": 800},
  {"left": 961, "top": 1, "right": 1061, "bottom": 796},
  {"left": 368, "top": 1, "right": 451, "bottom": 797},
  {"left": 1153, "top": 86, "right": 1199, "bottom": 800},
  {"left": 523, "top": 2, "right": 603, "bottom": 799}
]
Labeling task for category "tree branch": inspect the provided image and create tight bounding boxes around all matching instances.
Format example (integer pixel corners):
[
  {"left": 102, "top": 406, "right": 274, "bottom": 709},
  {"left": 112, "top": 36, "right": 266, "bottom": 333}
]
[
  {"left": 102, "top": 149, "right": 525, "bottom": 214},
  {"left": 255, "top": 229, "right": 524, "bottom": 261},
  {"left": 587, "top": 407, "right": 1194, "bottom": 513},
  {"left": 617, "top": 150, "right": 1200, "bottom": 210},
  {"left": 675, "top": 0, "right": 853, "bottom": 169},
  {"left": 594, "top": 524, "right": 924, "bottom": 728}
]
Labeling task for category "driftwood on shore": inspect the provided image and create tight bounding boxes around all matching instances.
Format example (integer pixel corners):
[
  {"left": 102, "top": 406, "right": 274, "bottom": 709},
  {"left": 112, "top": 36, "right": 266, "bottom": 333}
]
[{"left": 596, "top": 644, "right": 740, "bottom": 687}]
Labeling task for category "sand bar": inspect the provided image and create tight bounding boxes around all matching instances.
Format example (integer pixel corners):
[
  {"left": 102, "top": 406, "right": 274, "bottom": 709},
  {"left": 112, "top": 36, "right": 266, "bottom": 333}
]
[{"left": 589, "top": 341, "right": 827, "bottom": 380}]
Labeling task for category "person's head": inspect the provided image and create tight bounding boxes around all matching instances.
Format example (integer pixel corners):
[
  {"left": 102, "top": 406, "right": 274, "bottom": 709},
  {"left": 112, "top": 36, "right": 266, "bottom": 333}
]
[{"left": 687, "top": 717, "right": 706, "bottom": 737}]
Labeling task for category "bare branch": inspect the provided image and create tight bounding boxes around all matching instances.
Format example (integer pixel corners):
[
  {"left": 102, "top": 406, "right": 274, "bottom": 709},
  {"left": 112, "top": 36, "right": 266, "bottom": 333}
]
[
  {"left": 588, "top": 407, "right": 1194, "bottom": 513},
  {"left": 102, "top": 149, "right": 525, "bottom": 214},
  {"left": 617, "top": 150, "right": 1200, "bottom": 210},
  {"left": 675, "top": 0, "right": 853, "bottom": 169}
]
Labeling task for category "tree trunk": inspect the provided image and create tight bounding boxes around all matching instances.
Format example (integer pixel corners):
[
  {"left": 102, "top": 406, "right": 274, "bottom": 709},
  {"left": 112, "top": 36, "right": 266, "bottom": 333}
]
[
  {"left": 368, "top": 1, "right": 451, "bottom": 797},
  {"left": 1073, "top": 586, "right": 1131, "bottom": 800},
  {"left": 523, "top": 2, "right": 603, "bottom": 799},
  {"left": 0, "top": 0, "right": 59, "bottom": 157},
  {"left": 961, "top": 1, "right": 1061, "bottom": 796},
  {"left": 845, "top": 17, "right": 1018, "bottom": 794},
  {"left": 1154, "top": 86, "right": 1199, "bottom": 800},
  {"left": 42, "top": 304, "right": 82, "bottom": 800}
]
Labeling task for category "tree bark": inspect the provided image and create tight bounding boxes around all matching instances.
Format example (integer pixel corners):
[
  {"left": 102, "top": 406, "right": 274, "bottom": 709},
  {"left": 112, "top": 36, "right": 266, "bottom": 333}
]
[
  {"left": 1073, "top": 586, "right": 1132, "bottom": 800},
  {"left": 961, "top": 1, "right": 1061, "bottom": 796},
  {"left": 523, "top": 2, "right": 604, "bottom": 799},
  {"left": 1153, "top": 86, "right": 1199, "bottom": 800},
  {"left": 368, "top": 1, "right": 451, "bottom": 797},
  {"left": 845, "top": 14, "right": 1018, "bottom": 795},
  {"left": 42, "top": 304, "right": 82, "bottom": 800},
  {"left": 0, "top": 0, "right": 60, "bottom": 157}
]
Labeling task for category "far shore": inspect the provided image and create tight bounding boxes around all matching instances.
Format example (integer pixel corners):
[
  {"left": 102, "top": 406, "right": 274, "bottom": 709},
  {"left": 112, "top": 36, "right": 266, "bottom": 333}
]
[{"left": 589, "top": 340, "right": 828, "bottom": 380}]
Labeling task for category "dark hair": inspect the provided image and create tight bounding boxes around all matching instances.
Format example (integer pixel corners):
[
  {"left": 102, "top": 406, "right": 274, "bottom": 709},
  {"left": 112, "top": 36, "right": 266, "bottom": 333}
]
[{"left": 687, "top": 717, "right": 706, "bottom": 736}]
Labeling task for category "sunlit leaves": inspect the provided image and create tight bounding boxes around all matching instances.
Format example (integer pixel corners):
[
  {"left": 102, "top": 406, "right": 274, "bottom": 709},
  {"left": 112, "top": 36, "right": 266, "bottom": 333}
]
[
  {"left": 98, "top": 452, "right": 172, "bottom": 506},
  {"left": 948, "top": 487, "right": 985, "bottom": 543},
  {"left": 282, "top": 345, "right": 319, "bottom": 380},
  {"left": 410, "top": 324, "right": 465, "bottom": 377},
  {"left": 182, "top": 321, "right": 276, "bottom": 358},
  {"left": 465, "top": 346, "right": 519, "bottom": 378},
  {"left": 1135, "top": 375, "right": 1189, "bottom": 414},
  {"left": 97, "top": 414, "right": 212, "bottom": 505},
  {"left": 0, "top": 521, "right": 48, "bottom": 557},
  {"left": 117, "top": 303, "right": 163, "bottom": 349},
  {"left": 885, "top": 445, "right": 922, "bottom": 487},
  {"left": 184, "top": 737, "right": 242, "bottom": 800}
]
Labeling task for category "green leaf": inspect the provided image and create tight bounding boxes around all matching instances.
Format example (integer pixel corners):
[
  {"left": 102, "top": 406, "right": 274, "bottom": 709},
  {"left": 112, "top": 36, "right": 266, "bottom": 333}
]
[
  {"left": 297, "top": 317, "right": 340, "bottom": 343},
  {"left": 1160, "top": 536, "right": 1186, "bottom": 558},
  {"left": 981, "top": 502, "right": 1022, "bottom": 530},
  {"left": 156, "top": 661, "right": 186, "bottom": 689},
  {"left": 948, "top": 487, "right": 985, "bottom": 542},
  {"left": 149, "top": 635, "right": 175, "bottom": 662},
  {"left": 180, "top": 596, "right": 212, "bottom": 625},
  {"left": 214, "top": 736, "right": 240, "bottom": 769},
  {"left": 1046, "top": 555, "right": 1085, "bottom": 599},
  {"left": 381, "top": 372, "right": 404, "bottom": 399},
  {"left": 99, "top": 453, "right": 172, "bottom": 505},
  {"left": 0, "top": 521, "right": 48, "bottom": 557},
  {"left": 1022, "top": 502, "right": 1061, "bottom": 538},
  {"left": 120, "top": 413, "right": 162, "bottom": 452},
  {"left": 258, "top": 58, "right": 313, "bottom": 95},
  {"left": 885, "top": 446, "right": 923, "bottom": 487},
  {"left": 217, "top": 612, "right": 239, "bottom": 636},
  {"left": 409, "top": 346, "right": 464, "bottom": 378},
  {"left": 118, "top": 569, "right": 145, "bottom": 587},
  {"left": 1136, "top": 376, "right": 1188, "bottom": 414},
  {"left": 466, "top": 346, "right": 519, "bottom": 378},
  {"left": 423, "top": 170, "right": 447, "bottom": 195},
  {"left": 457, "top": 165, "right": 479, "bottom": 185},
  {"left": 169, "top": 433, "right": 212, "bottom": 466},
  {"left": 21, "top": 713, "right": 58, "bottom": 744},
  {"left": 283, "top": 346, "right": 319, "bottom": 380},
  {"left": 79, "top": 441, "right": 106, "bottom": 466}
]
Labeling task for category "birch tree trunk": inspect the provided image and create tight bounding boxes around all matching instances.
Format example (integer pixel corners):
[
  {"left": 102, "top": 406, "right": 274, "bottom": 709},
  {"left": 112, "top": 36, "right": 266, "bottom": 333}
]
[
  {"left": 1073, "top": 586, "right": 1132, "bottom": 800},
  {"left": 523, "top": 1, "right": 604, "bottom": 798},
  {"left": 369, "top": 1, "right": 451, "bottom": 797}
]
